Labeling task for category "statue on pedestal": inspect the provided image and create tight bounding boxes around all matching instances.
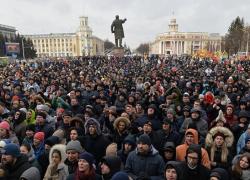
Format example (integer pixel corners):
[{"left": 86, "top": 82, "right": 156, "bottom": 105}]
[{"left": 111, "top": 15, "right": 127, "bottom": 48}]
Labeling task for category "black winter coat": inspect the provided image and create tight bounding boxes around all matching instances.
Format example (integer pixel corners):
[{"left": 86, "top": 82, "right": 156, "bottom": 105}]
[{"left": 3, "top": 155, "right": 31, "bottom": 180}]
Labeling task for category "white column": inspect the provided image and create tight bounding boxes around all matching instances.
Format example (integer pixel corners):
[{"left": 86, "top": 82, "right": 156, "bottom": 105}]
[{"left": 159, "top": 41, "right": 162, "bottom": 54}]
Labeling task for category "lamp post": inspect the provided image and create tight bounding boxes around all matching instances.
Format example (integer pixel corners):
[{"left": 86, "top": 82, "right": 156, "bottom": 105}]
[
  {"left": 21, "top": 37, "right": 25, "bottom": 59},
  {"left": 246, "top": 32, "right": 249, "bottom": 56}
]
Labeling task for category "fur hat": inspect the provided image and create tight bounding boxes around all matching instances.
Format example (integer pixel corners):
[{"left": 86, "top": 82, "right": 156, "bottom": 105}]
[
  {"left": 206, "top": 127, "right": 234, "bottom": 147},
  {"left": 113, "top": 117, "right": 130, "bottom": 130}
]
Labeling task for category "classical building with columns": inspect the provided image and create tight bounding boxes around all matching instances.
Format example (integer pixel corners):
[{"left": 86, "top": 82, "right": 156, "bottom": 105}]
[
  {"left": 0, "top": 24, "right": 16, "bottom": 40},
  {"left": 150, "top": 18, "right": 221, "bottom": 55},
  {"left": 25, "top": 16, "right": 104, "bottom": 57}
]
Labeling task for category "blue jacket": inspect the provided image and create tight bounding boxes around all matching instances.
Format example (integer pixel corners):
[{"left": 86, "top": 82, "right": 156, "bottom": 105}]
[{"left": 125, "top": 146, "right": 165, "bottom": 180}]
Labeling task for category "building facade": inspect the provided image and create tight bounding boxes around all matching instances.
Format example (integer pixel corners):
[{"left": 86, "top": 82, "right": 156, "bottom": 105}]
[
  {"left": 25, "top": 16, "right": 104, "bottom": 57},
  {"left": 0, "top": 24, "right": 16, "bottom": 40},
  {"left": 150, "top": 18, "right": 221, "bottom": 55}
]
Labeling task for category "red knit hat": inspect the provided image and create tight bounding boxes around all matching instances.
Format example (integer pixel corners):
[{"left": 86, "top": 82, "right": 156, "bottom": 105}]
[
  {"left": 34, "top": 132, "right": 45, "bottom": 141},
  {"left": 0, "top": 121, "right": 10, "bottom": 131}
]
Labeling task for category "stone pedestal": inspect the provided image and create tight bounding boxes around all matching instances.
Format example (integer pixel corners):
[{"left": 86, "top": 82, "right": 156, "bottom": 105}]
[{"left": 112, "top": 47, "right": 125, "bottom": 57}]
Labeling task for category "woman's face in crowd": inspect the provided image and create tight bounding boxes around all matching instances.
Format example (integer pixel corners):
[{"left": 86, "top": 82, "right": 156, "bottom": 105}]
[
  {"left": 240, "top": 156, "right": 249, "bottom": 169},
  {"left": 118, "top": 121, "right": 126, "bottom": 132},
  {"left": 20, "top": 146, "right": 29, "bottom": 154},
  {"left": 0, "top": 128, "right": 7, "bottom": 137},
  {"left": 70, "top": 130, "right": 78, "bottom": 141},
  {"left": 215, "top": 136, "right": 224, "bottom": 146},
  {"left": 165, "top": 168, "right": 177, "bottom": 180},
  {"left": 52, "top": 152, "right": 61, "bottom": 165},
  {"left": 78, "top": 159, "right": 90, "bottom": 172}
]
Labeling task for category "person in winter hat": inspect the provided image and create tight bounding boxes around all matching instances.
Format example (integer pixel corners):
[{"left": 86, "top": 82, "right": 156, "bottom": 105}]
[
  {"left": 32, "top": 132, "right": 45, "bottom": 160},
  {"left": 38, "top": 136, "right": 60, "bottom": 178},
  {"left": 184, "top": 144, "right": 210, "bottom": 180},
  {"left": 239, "top": 134, "right": 250, "bottom": 154},
  {"left": 237, "top": 124, "right": 250, "bottom": 154},
  {"left": 22, "top": 124, "right": 36, "bottom": 145},
  {"left": 64, "top": 140, "right": 84, "bottom": 174},
  {"left": 20, "top": 142, "right": 42, "bottom": 175},
  {"left": 205, "top": 126, "right": 234, "bottom": 170},
  {"left": 210, "top": 168, "right": 229, "bottom": 180},
  {"left": 165, "top": 161, "right": 186, "bottom": 180},
  {"left": 125, "top": 134, "right": 165, "bottom": 179},
  {"left": 117, "top": 135, "right": 136, "bottom": 165},
  {"left": 83, "top": 118, "right": 110, "bottom": 164},
  {"left": 1, "top": 143, "right": 31, "bottom": 179},
  {"left": 67, "top": 152, "right": 101, "bottom": 180},
  {"left": 44, "top": 144, "right": 68, "bottom": 180},
  {"left": 20, "top": 167, "right": 41, "bottom": 180},
  {"left": 100, "top": 155, "right": 122, "bottom": 180}
]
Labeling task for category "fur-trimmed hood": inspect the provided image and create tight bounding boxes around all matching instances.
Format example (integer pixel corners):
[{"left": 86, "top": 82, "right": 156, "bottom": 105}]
[
  {"left": 49, "top": 144, "right": 67, "bottom": 164},
  {"left": 84, "top": 118, "right": 101, "bottom": 135},
  {"left": 113, "top": 117, "right": 130, "bottom": 130},
  {"left": 205, "top": 126, "right": 234, "bottom": 147}
]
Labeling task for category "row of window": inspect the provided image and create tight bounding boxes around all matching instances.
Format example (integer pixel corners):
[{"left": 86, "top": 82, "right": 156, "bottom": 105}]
[
  {"left": 36, "top": 48, "right": 73, "bottom": 53},
  {"left": 36, "top": 43, "right": 73, "bottom": 47},
  {"left": 33, "top": 39, "right": 73, "bottom": 43}
]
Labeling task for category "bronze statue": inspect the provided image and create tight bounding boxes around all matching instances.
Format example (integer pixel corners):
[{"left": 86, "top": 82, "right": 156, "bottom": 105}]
[{"left": 111, "top": 15, "right": 127, "bottom": 48}]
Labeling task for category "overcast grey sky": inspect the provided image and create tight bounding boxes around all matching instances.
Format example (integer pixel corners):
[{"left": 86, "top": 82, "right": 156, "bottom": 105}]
[{"left": 1, "top": 0, "right": 250, "bottom": 49}]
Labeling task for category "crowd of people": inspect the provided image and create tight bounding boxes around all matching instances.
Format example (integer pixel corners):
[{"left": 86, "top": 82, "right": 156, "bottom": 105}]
[{"left": 0, "top": 55, "right": 249, "bottom": 180}]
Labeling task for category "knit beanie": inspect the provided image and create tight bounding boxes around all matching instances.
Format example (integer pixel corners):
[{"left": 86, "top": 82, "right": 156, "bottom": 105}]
[
  {"left": 1, "top": 143, "right": 20, "bottom": 157},
  {"left": 137, "top": 134, "right": 151, "bottom": 146},
  {"left": 66, "top": 140, "right": 83, "bottom": 153},
  {"left": 79, "top": 152, "right": 95, "bottom": 166},
  {"left": 34, "top": 132, "right": 45, "bottom": 141},
  {"left": 45, "top": 136, "right": 60, "bottom": 147},
  {"left": 0, "top": 121, "right": 10, "bottom": 131},
  {"left": 111, "top": 171, "right": 129, "bottom": 180},
  {"left": 26, "top": 124, "right": 36, "bottom": 132}
]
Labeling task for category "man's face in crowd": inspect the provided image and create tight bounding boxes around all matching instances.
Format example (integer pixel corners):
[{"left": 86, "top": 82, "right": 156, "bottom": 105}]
[
  {"left": 165, "top": 168, "right": 177, "bottom": 180},
  {"left": 164, "top": 150, "right": 174, "bottom": 160},
  {"left": 63, "top": 115, "right": 71, "bottom": 124},
  {"left": 36, "top": 115, "right": 45, "bottom": 125},
  {"left": 124, "top": 143, "right": 132, "bottom": 153},
  {"left": 185, "top": 134, "right": 195, "bottom": 145},
  {"left": 25, "top": 130, "right": 34, "bottom": 138},
  {"left": 226, "top": 107, "right": 233, "bottom": 115},
  {"left": 182, "top": 96, "right": 190, "bottom": 103},
  {"left": 66, "top": 150, "right": 79, "bottom": 162},
  {"left": 143, "top": 124, "right": 152, "bottom": 134},
  {"left": 70, "top": 130, "right": 78, "bottom": 140},
  {"left": 191, "top": 112, "right": 199, "bottom": 119},
  {"left": 187, "top": 152, "right": 199, "bottom": 168},
  {"left": 101, "top": 163, "right": 110, "bottom": 175},
  {"left": 162, "top": 123, "right": 170, "bottom": 131},
  {"left": 88, "top": 125, "right": 97, "bottom": 135},
  {"left": 137, "top": 143, "right": 150, "bottom": 154},
  {"left": 71, "top": 98, "right": 78, "bottom": 106},
  {"left": 33, "top": 138, "right": 42, "bottom": 147},
  {"left": 1, "top": 154, "right": 15, "bottom": 166},
  {"left": 147, "top": 108, "right": 154, "bottom": 115}
]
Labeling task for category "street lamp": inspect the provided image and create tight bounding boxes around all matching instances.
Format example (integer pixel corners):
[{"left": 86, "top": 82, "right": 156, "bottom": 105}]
[{"left": 21, "top": 37, "right": 25, "bottom": 59}]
